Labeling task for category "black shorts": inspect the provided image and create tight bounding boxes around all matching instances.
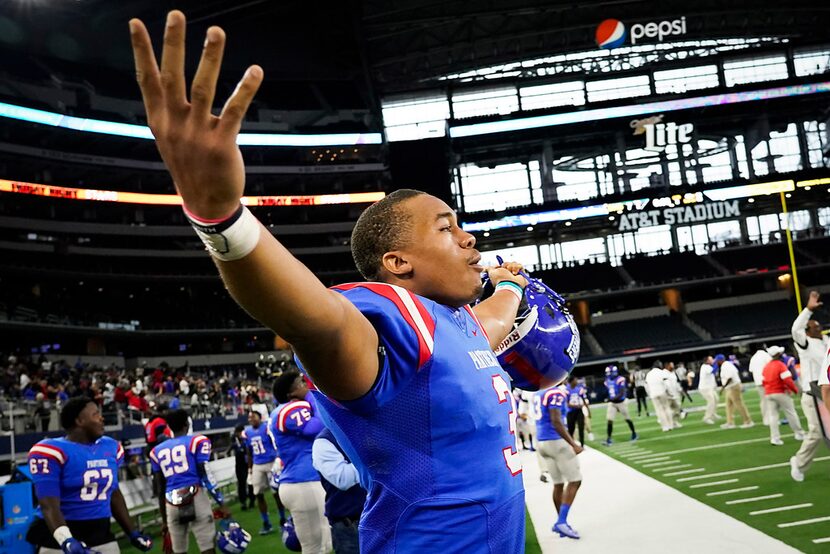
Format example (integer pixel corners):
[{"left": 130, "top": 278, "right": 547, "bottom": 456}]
[{"left": 27, "top": 517, "right": 115, "bottom": 548}]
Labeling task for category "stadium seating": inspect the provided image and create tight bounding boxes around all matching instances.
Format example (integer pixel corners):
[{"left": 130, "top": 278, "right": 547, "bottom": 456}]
[
  {"left": 688, "top": 299, "right": 794, "bottom": 338},
  {"left": 621, "top": 251, "right": 719, "bottom": 284},
  {"left": 535, "top": 261, "right": 626, "bottom": 294},
  {"left": 590, "top": 315, "right": 700, "bottom": 353}
]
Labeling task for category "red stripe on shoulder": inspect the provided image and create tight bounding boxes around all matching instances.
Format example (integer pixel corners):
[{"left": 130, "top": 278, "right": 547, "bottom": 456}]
[{"left": 462, "top": 305, "right": 490, "bottom": 342}]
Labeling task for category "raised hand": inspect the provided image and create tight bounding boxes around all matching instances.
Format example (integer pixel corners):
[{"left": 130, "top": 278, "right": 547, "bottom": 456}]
[
  {"left": 807, "top": 290, "right": 823, "bottom": 312},
  {"left": 129, "top": 10, "right": 263, "bottom": 220}
]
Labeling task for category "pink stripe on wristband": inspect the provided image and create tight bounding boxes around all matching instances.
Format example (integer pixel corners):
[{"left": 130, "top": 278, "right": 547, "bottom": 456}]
[{"left": 182, "top": 203, "right": 240, "bottom": 224}]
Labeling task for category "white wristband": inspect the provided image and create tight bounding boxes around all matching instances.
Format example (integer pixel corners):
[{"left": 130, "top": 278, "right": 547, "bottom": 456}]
[
  {"left": 184, "top": 204, "right": 261, "bottom": 261},
  {"left": 53, "top": 525, "right": 73, "bottom": 545},
  {"left": 495, "top": 280, "right": 524, "bottom": 303}
]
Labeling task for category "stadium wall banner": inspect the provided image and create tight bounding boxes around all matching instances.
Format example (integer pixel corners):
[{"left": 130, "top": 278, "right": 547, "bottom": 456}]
[
  {"left": 630, "top": 115, "right": 694, "bottom": 152},
  {"left": 617, "top": 199, "right": 740, "bottom": 231}
]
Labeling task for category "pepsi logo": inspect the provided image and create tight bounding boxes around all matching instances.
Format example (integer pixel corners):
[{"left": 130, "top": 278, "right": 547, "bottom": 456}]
[{"left": 596, "top": 19, "right": 626, "bottom": 50}]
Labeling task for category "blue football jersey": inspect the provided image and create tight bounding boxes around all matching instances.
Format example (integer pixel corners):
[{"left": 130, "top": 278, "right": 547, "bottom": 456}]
[
  {"left": 295, "top": 283, "right": 525, "bottom": 553},
  {"left": 242, "top": 422, "right": 277, "bottom": 465},
  {"left": 605, "top": 375, "right": 628, "bottom": 402},
  {"left": 149, "top": 434, "right": 212, "bottom": 491},
  {"left": 28, "top": 436, "right": 124, "bottom": 520},
  {"left": 534, "top": 386, "right": 568, "bottom": 441},
  {"left": 565, "top": 383, "right": 587, "bottom": 412},
  {"left": 268, "top": 400, "right": 323, "bottom": 483}
]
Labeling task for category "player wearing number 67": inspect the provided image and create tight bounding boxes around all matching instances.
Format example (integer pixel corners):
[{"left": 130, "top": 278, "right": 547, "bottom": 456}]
[
  {"left": 150, "top": 409, "right": 232, "bottom": 554},
  {"left": 26, "top": 397, "right": 152, "bottom": 554}
]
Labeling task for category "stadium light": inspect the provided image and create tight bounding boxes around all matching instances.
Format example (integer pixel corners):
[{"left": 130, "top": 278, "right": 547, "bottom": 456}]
[{"left": 0, "top": 101, "right": 384, "bottom": 147}]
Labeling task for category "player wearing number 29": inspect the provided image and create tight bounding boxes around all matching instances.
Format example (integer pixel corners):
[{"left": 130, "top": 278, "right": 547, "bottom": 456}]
[
  {"left": 127, "top": 10, "right": 576, "bottom": 552},
  {"left": 26, "top": 397, "right": 152, "bottom": 554},
  {"left": 150, "top": 409, "right": 231, "bottom": 554}
]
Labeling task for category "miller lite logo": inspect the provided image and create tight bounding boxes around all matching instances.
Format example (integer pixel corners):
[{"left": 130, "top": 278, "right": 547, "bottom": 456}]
[{"left": 631, "top": 115, "right": 693, "bottom": 152}]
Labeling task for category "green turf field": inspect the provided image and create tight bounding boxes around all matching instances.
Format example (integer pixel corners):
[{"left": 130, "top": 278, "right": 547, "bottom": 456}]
[
  {"left": 119, "top": 501, "right": 543, "bottom": 553},
  {"left": 587, "top": 388, "right": 830, "bottom": 553}
]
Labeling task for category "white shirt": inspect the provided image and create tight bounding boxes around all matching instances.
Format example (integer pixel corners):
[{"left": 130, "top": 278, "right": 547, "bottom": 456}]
[
  {"left": 748, "top": 350, "right": 772, "bottom": 386},
  {"left": 645, "top": 367, "right": 668, "bottom": 397},
  {"left": 19, "top": 373, "right": 30, "bottom": 389},
  {"left": 819, "top": 347, "right": 830, "bottom": 386},
  {"left": 665, "top": 370, "right": 682, "bottom": 398},
  {"left": 698, "top": 363, "right": 717, "bottom": 390},
  {"left": 719, "top": 361, "right": 741, "bottom": 389},
  {"left": 792, "top": 308, "right": 830, "bottom": 383}
]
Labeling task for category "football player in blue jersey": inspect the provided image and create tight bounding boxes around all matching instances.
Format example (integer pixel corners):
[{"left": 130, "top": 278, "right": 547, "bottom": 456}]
[
  {"left": 603, "top": 365, "right": 638, "bottom": 445},
  {"left": 150, "top": 409, "right": 230, "bottom": 554},
  {"left": 26, "top": 397, "right": 152, "bottom": 554},
  {"left": 269, "top": 370, "right": 331, "bottom": 554},
  {"left": 130, "top": 13, "right": 545, "bottom": 551},
  {"left": 565, "top": 375, "right": 590, "bottom": 447},
  {"left": 241, "top": 409, "right": 284, "bottom": 534},
  {"left": 534, "top": 385, "right": 584, "bottom": 540}
]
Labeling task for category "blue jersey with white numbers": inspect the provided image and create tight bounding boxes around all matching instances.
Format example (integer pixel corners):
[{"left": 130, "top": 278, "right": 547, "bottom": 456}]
[
  {"left": 28, "top": 436, "right": 124, "bottom": 520},
  {"left": 565, "top": 383, "right": 588, "bottom": 413},
  {"left": 295, "top": 283, "right": 525, "bottom": 554},
  {"left": 149, "top": 434, "right": 212, "bottom": 491},
  {"left": 242, "top": 422, "right": 277, "bottom": 465},
  {"left": 268, "top": 398, "right": 323, "bottom": 484},
  {"left": 534, "top": 386, "right": 568, "bottom": 441},
  {"left": 605, "top": 375, "right": 628, "bottom": 402}
]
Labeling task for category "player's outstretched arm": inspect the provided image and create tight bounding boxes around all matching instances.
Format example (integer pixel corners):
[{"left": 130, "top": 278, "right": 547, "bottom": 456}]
[{"left": 129, "top": 11, "right": 378, "bottom": 400}]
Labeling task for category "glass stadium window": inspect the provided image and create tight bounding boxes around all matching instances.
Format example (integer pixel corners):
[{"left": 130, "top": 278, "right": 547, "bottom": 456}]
[
  {"left": 734, "top": 135, "right": 751, "bottom": 179},
  {"left": 451, "top": 87, "right": 519, "bottom": 119},
  {"left": 382, "top": 92, "right": 450, "bottom": 142},
  {"left": 458, "top": 162, "right": 534, "bottom": 213},
  {"left": 723, "top": 54, "right": 788, "bottom": 87},
  {"left": 542, "top": 237, "right": 607, "bottom": 266},
  {"left": 519, "top": 81, "right": 586, "bottom": 110},
  {"left": 780, "top": 210, "right": 811, "bottom": 232},
  {"left": 676, "top": 224, "right": 710, "bottom": 254},
  {"left": 745, "top": 216, "right": 761, "bottom": 242},
  {"left": 634, "top": 224, "right": 673, "bottom": 254},
  {"left": 803, "top": 120, "right": 829, "bottom": 169},
  {"left": 653, "top": 65, "right": 719, "bottom": 94},
  {"left": 818, "top": 207, "right": 830, "bottom": 228},
  {"left": 586, "top": 75, "right": 651, "bottom": 103},
  {"left": 622, "top": 148, "right": 663, "bottom": 191},
  {"left": 768, "top": 123, "right": 802, "bottom": 173},
  {"left": 481, "top": 245, "right": 539, "bottom": 268},
  {"left": 706, "top": 220, "right": 741, "bottom": 247},
  {"left": 757, "top": 213, "right": 782, "bottom": 243},
  {"left": 606, "top": 232, "right": 638, "bottom": 265},
  {"left": 750, "top": 140, "right": 771, "bottom": 177},
  {"left": 529, "top": 160, "right": 543, "bottom": 205},
  {"left": 794, "top": 46, "right": 830, "bottom": 77}
]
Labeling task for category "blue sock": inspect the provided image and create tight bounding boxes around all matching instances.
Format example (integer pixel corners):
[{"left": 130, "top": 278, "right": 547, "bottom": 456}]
[
  {"left": 278, "top": 507, "right": 286, "bottom": 521},
  {"left": 261, "top": 512, "right": 271, "bottom": 525},
  {"left": 557, "top": 504, "right": 571, "bottom": 525}
]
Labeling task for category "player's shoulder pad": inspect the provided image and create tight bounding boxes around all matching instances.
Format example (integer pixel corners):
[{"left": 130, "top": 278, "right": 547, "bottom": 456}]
[
  {"left": 276, "top": 400, "right": 312, "bottom": 432},
  {"left": 189, "top": 434, "right": 211, "bottom": 454},
  {"left": 29, "top": 438, "right": 68, "bottom": 464},
  {"left": 332, "top": 282, "right": 436, "bottom": 368}
]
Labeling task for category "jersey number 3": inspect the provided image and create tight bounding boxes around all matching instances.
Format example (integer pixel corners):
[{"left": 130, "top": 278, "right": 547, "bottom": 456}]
[{"left": 492, "top": 375, "right": 522, "bottom": 476}]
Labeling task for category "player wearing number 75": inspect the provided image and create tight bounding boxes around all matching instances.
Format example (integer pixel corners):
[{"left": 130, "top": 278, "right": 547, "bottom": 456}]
[
  {"left": 129, "top": 11, "right": 536, "bottom": 551},
  {"left": 150, "top": 409, "right": 232, "bottom": 554},
  {"left": 26, "top": 397, "right": 153, "bottom": 554}
]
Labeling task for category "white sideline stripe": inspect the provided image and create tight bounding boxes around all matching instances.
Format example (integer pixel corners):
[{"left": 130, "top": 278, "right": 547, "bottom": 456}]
[
  {"left": 636, "top": 456, "right": 671, "bottom": 464},
  {"left": 626, "top": 453, "right": 668, "bottom": 461},
  {"left": 641, "top": 460, "right": 681, "bottom": 468},
  {"left": 635, "top": 427, "right": 725, "bottom": 443},
  {"left": 726, "top": 494, "right": 784, "bottom": 505},
  {"left": 750, "top": 503, "right": 812, "bottom": 516},
  {"left": 665, "top": 467, "right": 703, "bottom": 476},
  {"left": 677, "top": 456, "right": 830, "bottom": 482},
  {"left": 778, "top": 516, "right": 830, "bottom": 528},
  {"left": 651, "top": 464, "right": 688, "bottom": 471},
  {"left": 647, "top": 434, "right": 795, "bottom": 457},
  {"left": 689, "top": 479, "right": 739, "bottom": 488},
  {"left": 707, "top": 486, "right": 759, "bottom": 496},
  {"left": 622, "top": 450, "right": 657, "bottom": 457},
  {"left": 813, "top": 537, "right": 830, "bottom": 544}
]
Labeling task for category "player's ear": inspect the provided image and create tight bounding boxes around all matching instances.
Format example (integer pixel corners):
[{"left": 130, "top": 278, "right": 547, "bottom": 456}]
[{"left": 381, "top": 250, "right": 413, "bottom": 278}]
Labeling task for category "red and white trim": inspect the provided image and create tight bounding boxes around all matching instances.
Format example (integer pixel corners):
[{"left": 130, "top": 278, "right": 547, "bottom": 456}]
[
  {"left": 190, "top": 434, "right": 210, "bottom": 454},
  {"left": 29, "top": 444, "right": 66, "bottom": 465},
  {"left": 542, "top": 388, "right": 565, "bottom": 407},
  {"left": 462, "top": 305, "right": 490, "bottom": 342},
  {"left": 116, "top": 442, "right": 125, "bottom": 462},
  {"left": 277, "top": 401, "right": 311, "bottom": 432},
  {"left": 333, "top": 283, "right": 436, "bottom": 368},
  {"left": 149, "top": 449, "right": 159, "bottom": 464}
]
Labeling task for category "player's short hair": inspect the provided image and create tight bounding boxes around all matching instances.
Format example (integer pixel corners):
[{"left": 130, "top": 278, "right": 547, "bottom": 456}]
[
  {"left": 350, "top": 189, "right": 425, "bottom": 281},
  {"left": 59, "top": 397, "right": 96, "bottom": 430},
  {"left": 273, "top": 369, "right": 302, "bottom": 404},
  {"left": 165, "top": 409, "right": 189, "bottom": 433},
  {"left": 248, "top": 409, "right": 262, "bottom": 421},
  {"left": 234, "top": 424, "right": 244, "bottom": 433}
]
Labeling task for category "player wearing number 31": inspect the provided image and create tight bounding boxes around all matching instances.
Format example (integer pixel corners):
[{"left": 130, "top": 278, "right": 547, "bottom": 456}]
[
  {"left": 26, "top": 397, "right": 152, "bottom": 554},
  {"left": 128, "top": 10, "right": 577, "bottom": 551},
  {"left": 150, "top": 409, "right": 232, "bottom": 554}
]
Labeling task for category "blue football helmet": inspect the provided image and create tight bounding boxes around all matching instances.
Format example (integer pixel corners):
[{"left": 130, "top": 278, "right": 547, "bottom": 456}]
[
  {"left": 605, "top": 365, "right": 619, "bottom": 379},
  {"left": 493, "top": 273, "right": 580, "bottom": 390},
  {"left": 281, "top": 518, "right": 301, "bottom": 552},
  {"left": 216, "top": 521, "right": 251, "bottom": 554}
]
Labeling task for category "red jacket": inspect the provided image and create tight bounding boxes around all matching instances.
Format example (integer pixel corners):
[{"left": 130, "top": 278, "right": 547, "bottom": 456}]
[{"left": 762, "top": 360, "right": 798, "bottom": 395}]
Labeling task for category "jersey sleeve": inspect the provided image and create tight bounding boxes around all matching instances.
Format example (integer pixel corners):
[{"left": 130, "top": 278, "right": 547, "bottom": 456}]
[
  {"left": 190, "top": 435, "right": 212, "bottom": 464},
  {"left": 276, "top": 401, "right": 322, "bottom": 436},
  {"left": 28, "top": 441, "right": 65, "bottom": 499},
  {"left": 149, "top": 446, "right": 161, "bottom": 474},
  {"left": 116, "top": 441, "right": 125, "bottom": 467},
  {"left": 298, "top": 283, "right": 437, "bottom": 413}
]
